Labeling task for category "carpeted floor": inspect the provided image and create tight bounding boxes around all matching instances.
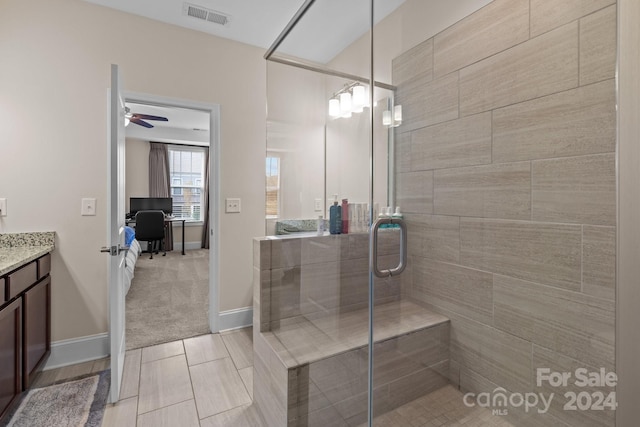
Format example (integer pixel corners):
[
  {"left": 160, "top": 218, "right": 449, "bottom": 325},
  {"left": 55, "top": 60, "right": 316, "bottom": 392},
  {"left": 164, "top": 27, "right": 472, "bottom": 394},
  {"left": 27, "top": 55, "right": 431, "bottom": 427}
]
[
  {"left": 126, "top": 248, "right": 210, "bottom": 350},
  {"left": 5, "top": 371, "right": 110, "bottom": 427}
]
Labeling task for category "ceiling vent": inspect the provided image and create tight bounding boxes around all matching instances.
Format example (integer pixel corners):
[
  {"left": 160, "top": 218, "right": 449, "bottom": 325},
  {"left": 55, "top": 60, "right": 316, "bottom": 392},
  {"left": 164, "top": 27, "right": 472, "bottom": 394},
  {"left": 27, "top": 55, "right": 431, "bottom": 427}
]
[{"left": 183, "top": 3, "right": 231, "bottom": 26}]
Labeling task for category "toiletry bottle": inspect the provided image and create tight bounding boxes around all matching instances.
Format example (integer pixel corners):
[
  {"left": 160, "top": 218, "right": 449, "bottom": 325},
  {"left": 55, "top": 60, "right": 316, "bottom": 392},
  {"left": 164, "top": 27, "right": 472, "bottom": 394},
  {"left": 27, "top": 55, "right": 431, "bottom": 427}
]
[
  {"left": 341, "top": 199, "right": 349, "bottom": 234},
  {"left": 329, "top": 195, "right": 342, "bottom": 234},
  {"left": 317, "top": 215, "right": 324, "bottom": 235},
  {"left": 378, "top": 206, "right": 389, "bottom": 228},
  {"left": 380, "top": 206, "right": 392, "bottom": 228},
  {"left": 392, "top": 206, "right": 403, "bottom": 229}
]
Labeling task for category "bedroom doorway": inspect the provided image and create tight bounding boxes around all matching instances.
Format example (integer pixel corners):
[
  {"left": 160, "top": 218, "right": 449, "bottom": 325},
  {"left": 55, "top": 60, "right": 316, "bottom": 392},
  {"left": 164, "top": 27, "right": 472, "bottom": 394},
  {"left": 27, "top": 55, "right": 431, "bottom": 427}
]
[{"left": 121, "top": 91, "right": 221, "bottom": 349}]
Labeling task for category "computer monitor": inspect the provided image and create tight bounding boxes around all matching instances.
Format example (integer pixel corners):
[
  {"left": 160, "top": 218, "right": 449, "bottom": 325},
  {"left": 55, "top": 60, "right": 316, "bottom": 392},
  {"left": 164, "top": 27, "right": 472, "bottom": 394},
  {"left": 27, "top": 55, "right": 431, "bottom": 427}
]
[{"left": 129, "top": 197, "right": 173, "bottom": 217}]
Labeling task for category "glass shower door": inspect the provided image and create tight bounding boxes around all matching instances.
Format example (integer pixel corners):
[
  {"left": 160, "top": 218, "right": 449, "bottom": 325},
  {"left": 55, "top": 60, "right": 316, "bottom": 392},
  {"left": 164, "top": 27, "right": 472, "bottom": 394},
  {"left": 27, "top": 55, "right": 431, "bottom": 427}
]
[{"left": 263, "top": 1, "right": 418, "bottom": 425}]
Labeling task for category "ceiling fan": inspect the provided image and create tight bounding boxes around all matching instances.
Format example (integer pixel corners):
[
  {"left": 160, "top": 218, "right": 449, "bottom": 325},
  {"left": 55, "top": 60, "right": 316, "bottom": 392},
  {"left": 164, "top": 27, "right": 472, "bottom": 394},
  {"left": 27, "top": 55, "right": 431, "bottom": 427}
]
[{"left": 124, "top": 106, "right": 168, "bottom": 128}]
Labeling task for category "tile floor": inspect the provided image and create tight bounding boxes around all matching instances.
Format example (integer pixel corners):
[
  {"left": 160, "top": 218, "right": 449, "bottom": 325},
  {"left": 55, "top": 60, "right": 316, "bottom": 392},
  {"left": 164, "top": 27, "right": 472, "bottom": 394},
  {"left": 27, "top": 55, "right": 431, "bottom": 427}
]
[
  {"left": 101, "top": 327, "right": 261, "bottom": 427},
  {"left": 39, "top": 327, "right": 513, "bottom": 427}
]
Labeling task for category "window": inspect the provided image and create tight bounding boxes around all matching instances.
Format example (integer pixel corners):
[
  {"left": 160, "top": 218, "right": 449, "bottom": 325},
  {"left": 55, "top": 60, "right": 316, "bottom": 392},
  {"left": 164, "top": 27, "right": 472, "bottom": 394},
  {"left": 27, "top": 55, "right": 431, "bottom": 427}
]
[
  {"left": 266, "top": 156, "right": 280, "bottom": 218},
  {"left": 171, "top": 178, "right": 182, "bottom": 196},
  {"left": 169, "top": 146, "right": 205, "bottom": 221}
]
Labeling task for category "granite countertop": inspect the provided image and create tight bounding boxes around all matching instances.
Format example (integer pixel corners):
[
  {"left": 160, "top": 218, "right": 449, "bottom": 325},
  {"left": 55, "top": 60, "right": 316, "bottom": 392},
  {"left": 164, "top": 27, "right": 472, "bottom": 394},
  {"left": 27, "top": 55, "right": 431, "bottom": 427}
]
[{"left": 0, "top": 232, "right": 55, "bottom": 276}]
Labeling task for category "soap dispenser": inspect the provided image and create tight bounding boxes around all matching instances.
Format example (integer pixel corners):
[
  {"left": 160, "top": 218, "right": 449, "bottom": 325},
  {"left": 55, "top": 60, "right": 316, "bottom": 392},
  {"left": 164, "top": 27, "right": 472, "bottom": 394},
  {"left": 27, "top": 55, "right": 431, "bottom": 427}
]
[{"left": 329, "top": 195, "right": 342, "bottom": 234}]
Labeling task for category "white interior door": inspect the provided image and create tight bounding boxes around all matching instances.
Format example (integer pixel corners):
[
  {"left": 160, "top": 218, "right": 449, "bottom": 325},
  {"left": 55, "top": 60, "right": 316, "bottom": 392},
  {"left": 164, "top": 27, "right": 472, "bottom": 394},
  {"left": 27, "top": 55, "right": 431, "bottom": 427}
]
[{"left": 106, "top": 63, "right": 127, "bottom": 403}]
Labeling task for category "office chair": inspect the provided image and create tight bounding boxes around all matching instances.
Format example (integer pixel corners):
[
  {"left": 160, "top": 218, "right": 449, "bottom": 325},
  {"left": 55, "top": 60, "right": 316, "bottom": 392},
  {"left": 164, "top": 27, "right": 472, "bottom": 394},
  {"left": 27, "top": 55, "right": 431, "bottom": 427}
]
[{"left": 135, "top": 210, "right": 166, "bottom": 259}]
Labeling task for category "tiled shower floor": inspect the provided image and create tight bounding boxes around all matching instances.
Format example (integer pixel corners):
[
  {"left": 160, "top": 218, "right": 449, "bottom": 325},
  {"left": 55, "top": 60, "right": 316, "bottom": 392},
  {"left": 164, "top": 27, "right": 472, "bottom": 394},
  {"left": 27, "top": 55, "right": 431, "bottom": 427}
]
[{"left": 365, "top": 384, "right": 515, "bottom": 427}]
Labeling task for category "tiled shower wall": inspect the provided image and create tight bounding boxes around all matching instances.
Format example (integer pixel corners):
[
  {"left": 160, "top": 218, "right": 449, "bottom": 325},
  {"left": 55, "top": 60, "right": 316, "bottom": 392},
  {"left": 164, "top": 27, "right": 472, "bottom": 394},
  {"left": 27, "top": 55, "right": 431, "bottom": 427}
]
[{"left": 393, "top": 0, "right": 616, "bottom": 426}]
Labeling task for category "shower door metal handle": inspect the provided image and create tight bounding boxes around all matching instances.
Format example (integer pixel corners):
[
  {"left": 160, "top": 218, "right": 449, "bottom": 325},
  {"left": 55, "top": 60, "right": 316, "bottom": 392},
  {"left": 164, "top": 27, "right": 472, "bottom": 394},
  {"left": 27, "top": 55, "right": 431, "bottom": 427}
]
[{"left": 370, "top": 218, "right": 407, "bottom": 278}]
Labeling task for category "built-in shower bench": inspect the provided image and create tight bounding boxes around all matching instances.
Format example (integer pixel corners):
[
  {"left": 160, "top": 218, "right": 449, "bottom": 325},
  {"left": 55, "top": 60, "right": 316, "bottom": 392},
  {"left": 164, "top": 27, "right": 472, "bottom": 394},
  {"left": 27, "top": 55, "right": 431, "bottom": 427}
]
[
  {"left": 262, "top": 299, "right": 448, "bottom": 369},
  {"left": 252, "top": 234, "right": 452, "bottom": 427}
]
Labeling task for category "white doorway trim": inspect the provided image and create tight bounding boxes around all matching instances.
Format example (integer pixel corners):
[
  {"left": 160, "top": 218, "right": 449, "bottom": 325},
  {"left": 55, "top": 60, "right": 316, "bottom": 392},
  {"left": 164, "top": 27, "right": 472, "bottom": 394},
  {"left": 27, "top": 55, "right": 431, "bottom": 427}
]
[{"left": 122, "top": 91, "right": 221, "bottom": 333}]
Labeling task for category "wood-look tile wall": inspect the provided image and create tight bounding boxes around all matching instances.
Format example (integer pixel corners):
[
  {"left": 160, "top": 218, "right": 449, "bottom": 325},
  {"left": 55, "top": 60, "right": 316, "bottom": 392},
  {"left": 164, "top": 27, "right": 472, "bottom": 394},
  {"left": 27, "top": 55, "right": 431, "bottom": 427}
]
[{"left": 394, "top": 1, "right": 616, "bottom": 425}]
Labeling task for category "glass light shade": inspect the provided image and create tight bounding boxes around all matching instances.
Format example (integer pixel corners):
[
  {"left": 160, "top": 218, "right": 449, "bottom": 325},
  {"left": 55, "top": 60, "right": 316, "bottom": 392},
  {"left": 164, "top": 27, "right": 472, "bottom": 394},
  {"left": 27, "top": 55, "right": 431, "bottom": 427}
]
[
  {"left": 328, "top": 98, "right": 340, "bottom": 117},
  {"left": 124, "top": 117, "right": 130, "bottom": 127},
  {"left": 394, "top": 105, "right": 403, "bottom": 122},
  {"left": 393, "top": 104, "right": 403, "bottom": 127},
  {"left": 339, "top": 92, "right": 352, "bottom": 114},
  {"left": 352, "top": 85, "right": 366, "bottom": 112},
  {"left": 382, "top": 110, "right": 392, "bottom": 126}
]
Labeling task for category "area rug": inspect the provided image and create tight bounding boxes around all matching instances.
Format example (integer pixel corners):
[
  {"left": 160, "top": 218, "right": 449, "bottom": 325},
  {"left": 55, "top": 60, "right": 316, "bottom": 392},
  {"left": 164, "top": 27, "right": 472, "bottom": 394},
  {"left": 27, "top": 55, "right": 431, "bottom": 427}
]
[
  {"left": 126, "top": 248, "right": 210, "bottom": 350},
  {"left": 5, "top": 370, "right": 110, "bottom": 427}
]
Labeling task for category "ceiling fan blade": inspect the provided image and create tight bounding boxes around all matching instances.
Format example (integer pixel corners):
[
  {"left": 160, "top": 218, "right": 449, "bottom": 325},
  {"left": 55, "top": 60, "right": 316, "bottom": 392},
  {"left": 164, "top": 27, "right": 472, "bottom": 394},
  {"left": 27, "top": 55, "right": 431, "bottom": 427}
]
[
  {"left": 132, "top": 113, "right": 168, "bottom": 122},
  {"left": 130, "top": 117, "right": 154, "bottom": 128}
]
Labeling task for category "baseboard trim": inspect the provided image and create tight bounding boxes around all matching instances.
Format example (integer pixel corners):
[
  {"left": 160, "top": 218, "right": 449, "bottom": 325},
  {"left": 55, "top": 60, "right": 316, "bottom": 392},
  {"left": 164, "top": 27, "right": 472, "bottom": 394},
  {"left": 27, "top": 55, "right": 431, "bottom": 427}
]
[
  {"left": 44, "top": 308, "right": 251, "bottom": 369},
  {"left": 219, "top": 307, "right": 253, "bottom": 332},
  {"left": 44, "top": 333, "right": 110, "bottom": 370},
  {"left": 173, "top": 241, "right": 202, "bottom": 251}
]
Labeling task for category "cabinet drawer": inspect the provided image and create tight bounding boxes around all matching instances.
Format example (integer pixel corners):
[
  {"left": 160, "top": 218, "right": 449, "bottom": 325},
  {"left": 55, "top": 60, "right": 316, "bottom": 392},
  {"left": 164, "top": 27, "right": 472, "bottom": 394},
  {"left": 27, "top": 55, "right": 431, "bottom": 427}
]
[
  {"left": 7, "top": 262, "right": 37, "bottom": 300},
  {"left": 37, "top": 254, "right": 51, "bottom": 279}
]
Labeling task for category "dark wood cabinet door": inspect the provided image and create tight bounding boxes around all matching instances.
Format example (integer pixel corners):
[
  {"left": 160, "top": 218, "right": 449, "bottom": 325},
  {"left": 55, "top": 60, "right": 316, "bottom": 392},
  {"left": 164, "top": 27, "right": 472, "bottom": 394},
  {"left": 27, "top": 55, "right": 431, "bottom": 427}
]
[
  {"left": 23, "top": 277, "right": 50, "bottom": 389},
  {"left": 0, "top": 298, "right": 21, "bottom": 419}
]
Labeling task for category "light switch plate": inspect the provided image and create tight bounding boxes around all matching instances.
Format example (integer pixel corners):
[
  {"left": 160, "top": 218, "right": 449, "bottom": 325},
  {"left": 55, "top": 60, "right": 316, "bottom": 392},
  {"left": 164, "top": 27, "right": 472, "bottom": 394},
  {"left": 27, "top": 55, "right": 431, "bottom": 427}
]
[
  {"left": 81, "top": 198, "right": 97, "bottom": 216},
  {"left": 225, "top": 198, "right": 241, "bottom": 213},
  {"left": 0, "top": 198, "right": 6, "bottom": 217},
  {"left": 314, "top": 198, "right": 322, "bottom": 212}
]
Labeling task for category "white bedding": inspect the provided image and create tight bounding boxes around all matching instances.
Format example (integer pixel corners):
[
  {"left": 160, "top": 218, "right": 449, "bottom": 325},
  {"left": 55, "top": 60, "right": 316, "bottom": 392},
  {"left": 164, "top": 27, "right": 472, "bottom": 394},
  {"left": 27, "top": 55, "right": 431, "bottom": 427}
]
[{"left": 124, "top": 238, "right": 141, "bottom": 295}]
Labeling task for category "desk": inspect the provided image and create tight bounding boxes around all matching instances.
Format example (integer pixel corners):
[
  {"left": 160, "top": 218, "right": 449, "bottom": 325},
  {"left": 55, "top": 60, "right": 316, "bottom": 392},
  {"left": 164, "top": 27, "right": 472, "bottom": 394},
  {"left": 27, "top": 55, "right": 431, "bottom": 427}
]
[
  {"left": 126, "top": 218, "right": 186, "bottom": 255},
  {"left": 165, "top": 218, "right": 186, "bottom": 255}
]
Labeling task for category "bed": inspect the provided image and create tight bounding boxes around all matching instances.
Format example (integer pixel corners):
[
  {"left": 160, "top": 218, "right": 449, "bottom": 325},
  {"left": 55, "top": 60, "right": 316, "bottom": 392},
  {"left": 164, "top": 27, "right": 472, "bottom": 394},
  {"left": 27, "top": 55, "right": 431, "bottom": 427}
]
[{"left": 124, "top": 226, "right": 141, "bottom": 295}]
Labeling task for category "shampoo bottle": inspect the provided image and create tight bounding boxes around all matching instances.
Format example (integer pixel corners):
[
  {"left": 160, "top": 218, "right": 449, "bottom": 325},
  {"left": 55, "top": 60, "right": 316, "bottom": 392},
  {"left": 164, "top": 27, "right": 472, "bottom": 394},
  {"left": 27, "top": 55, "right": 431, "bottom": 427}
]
[
  {"left": 341, "top": 199, "right": 349, "bottom": 234},
  {"left": 329, "top": 195, "right": 342, "bottom": 234}
]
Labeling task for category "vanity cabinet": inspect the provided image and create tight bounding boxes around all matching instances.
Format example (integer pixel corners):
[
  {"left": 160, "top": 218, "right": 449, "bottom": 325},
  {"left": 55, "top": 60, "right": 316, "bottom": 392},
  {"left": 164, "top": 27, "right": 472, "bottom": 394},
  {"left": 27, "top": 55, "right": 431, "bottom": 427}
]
[
  {"left": 0, "top": 253, "right": 51, "bottom": 420},
  {"left": 0, "top": 298, "right": 21, "bottom": 421}
]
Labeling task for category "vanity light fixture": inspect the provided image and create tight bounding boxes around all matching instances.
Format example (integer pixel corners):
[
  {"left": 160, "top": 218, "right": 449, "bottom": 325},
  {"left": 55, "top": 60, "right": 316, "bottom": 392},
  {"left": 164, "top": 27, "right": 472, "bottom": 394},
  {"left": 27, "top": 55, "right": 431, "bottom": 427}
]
[
  {"left": 383, "top": 103, "right": 403, "bottom": 128},
  {"left": 328, "top": 81, "right": 402, "bottom": 127},
  {"left": 328, "top": 82, "right": 368, "bottom": 119}
]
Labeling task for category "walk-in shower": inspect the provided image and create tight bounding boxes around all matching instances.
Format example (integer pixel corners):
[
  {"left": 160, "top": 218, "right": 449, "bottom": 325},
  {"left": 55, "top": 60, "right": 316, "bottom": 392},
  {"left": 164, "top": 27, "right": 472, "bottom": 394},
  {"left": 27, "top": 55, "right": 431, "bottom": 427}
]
[{"left": 254, "top": 1, "right": 618, "bottom": 426}]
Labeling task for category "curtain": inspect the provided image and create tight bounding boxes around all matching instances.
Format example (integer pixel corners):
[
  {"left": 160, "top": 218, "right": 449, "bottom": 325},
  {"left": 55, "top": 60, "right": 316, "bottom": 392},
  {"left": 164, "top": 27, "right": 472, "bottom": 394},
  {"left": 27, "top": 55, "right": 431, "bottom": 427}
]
[
  {"left": 201, "top": 147, "right": 210, "bottom": 249},
  {"left": 148, "top": 142, "right": 173, "bottom": 251}
]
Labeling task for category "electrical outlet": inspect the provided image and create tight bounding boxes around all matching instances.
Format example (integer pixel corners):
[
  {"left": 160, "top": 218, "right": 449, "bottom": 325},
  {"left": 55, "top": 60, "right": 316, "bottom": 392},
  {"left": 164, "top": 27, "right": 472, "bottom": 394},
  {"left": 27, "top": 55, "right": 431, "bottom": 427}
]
[
  {"left": 314, "top": 198, "right": 322, "bottom": 212},
  {"left": 81, "top": 198, "right": 97, "bottom": 216},
  {"left": 0, "top": 198, "right": 6, "bottom": 217},
  {"left": 225, "top": 198, "right": 241, "bottom": 213}
]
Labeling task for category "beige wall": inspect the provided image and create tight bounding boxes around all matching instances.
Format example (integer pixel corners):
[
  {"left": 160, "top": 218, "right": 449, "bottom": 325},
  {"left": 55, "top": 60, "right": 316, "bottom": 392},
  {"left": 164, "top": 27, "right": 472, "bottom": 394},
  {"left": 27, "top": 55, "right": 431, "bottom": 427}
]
[
  {"left": 393, "top": 0, "right": 617, "bottom": 425},
  {"left": 0, "top": 0, "right": 265, "bottom": 341},
  {"left": 125, "top": 139, "right": 150, "bottom": 211}
]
